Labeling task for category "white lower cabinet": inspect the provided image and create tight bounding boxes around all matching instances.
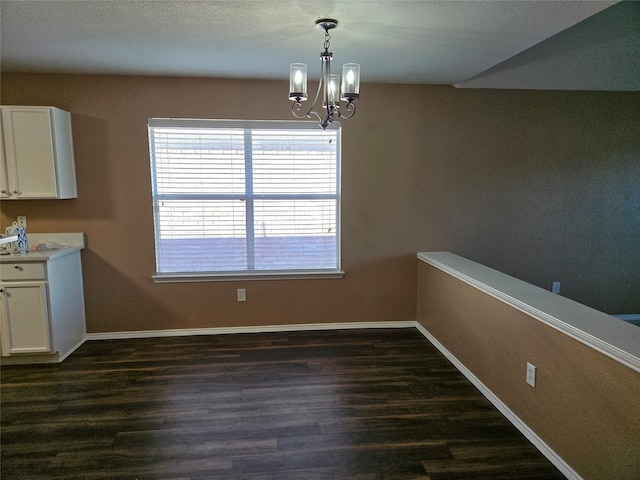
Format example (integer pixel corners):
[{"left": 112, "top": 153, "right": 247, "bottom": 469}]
[
  {"left": 1, "top": 281, "right": 51, "bottom": 354},
  {"left": 0, "top": 249, "right": 86, "bottom": 364}
]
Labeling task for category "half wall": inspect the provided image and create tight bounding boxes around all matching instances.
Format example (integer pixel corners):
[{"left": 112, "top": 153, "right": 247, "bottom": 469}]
[{"left": 417, "top": 252, "right": 640, "bottom": 479}]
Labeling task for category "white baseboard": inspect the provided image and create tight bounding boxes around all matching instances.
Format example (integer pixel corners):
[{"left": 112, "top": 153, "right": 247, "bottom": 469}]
[
  {"left": 413, "top": 323, "right": 581, "bottom": 480},
  {"left": 84, "top": 321, "right": 417, "bottom": 341},
  {"left": 58, "top": 336, "right": 87, "bottom": 362},
  {"left": 83, "top": 320, "right": 576, "bottom": 478},
  {"left": 1, "top": 336, "right": 86, "bottom": 366}
]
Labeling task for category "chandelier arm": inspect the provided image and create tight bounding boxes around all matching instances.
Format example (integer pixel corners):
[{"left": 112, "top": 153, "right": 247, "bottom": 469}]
[
  {"left": 337, "top": 101, "right": 356, "bottom": 119},
  {"left": 310, "top": 57, "right": 326, "bottom": 115},
  {"left": 319, "top": 113, "right": 332, "bottom": 130},
  {"left": 291, "top": 101, "right": 310, "bottom": 119},
  {"left": 324, "top": 54, "right": 332, "bottom": 121},
  {"left": 308, "top": 110, "right": 324, "bottom": 124},
  {"left": 300, "top": 54, "right": 329, "bottom": 123}
]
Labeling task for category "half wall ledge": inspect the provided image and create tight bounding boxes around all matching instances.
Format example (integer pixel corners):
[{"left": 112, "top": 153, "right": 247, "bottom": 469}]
[
  {"left": 417, "top": 252, "right": 640, "bottom": 372},
  {"left": 417, "top": 251, "right": 640, "bottom": 480}
]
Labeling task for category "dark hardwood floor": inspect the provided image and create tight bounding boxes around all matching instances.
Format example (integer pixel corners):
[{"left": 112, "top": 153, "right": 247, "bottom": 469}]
[{"left": 1, "top": 328, "right": 565, "bottom": 479}]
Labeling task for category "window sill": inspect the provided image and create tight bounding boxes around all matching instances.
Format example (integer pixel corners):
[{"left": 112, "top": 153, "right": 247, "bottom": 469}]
[{"left": 152, "top": 269, "right": 346, "bottom": 283}]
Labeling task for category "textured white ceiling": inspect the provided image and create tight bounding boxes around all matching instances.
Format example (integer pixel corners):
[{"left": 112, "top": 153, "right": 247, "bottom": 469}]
[{"left": 1, "top": 0, "right": 638, "bottom": 90}]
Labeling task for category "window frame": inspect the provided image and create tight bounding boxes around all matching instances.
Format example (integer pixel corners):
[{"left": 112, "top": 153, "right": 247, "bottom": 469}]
[{"left": 148, "top": 118, "right": 344, "bottom": 283}]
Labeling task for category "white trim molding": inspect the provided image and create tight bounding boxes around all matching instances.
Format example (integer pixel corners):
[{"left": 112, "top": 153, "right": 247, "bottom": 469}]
[
  {"left": 418, "top": 252, "right": 640, "bottom": 373},
  {"left": 85, "top": 321, "right": 415, "bottom": 341},
  {"left": 151, "top": 270, "right": 345, "bottom": 283},
  {"left": 84, "top": 319, "right": 576, "bottom": 478},
  {"left": 413, "top": 323, "right": 582, "bottom": 480}
]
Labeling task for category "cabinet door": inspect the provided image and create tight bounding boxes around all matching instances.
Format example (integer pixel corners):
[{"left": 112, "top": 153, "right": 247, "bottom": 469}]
[
  {"left": 0, "top": 112, "right": 9, "bottom": 198},
  {"left": 0, "top": 282, "right": 52, "bottom": 355},
  {"left": 2, "top": 107, "right": 60, "bottom": 198}
]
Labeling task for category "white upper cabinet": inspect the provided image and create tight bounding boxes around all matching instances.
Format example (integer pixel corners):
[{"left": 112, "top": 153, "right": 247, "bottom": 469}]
[
  {"left": 0, "top": 116, "right": 9, "bottom": 198},
  {"left": 1, "top": 106, "right": 78, "bottom": 199}
]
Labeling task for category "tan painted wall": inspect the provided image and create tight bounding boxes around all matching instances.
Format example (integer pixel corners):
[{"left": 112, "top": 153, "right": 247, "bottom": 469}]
[
  {"left": 1, "top": 74, "right": 430, "bottom": 333},
  {"left": 1, "top": 73, "right": 639, "bottom": 333},
  {"left": 417, "top": 261, "right": 640, "bottom": 479}
]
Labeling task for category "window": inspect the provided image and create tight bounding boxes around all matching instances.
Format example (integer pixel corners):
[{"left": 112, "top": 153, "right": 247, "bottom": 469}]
[{"left": 148, "top": 119, "right": 342, "bottom": 282}]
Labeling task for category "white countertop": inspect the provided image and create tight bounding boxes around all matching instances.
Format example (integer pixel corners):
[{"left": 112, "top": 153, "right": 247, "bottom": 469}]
[
  {"left": 418, "top": 252, "right": 640, "bottom": 372},
  {"left": 0, "top": 233, "right": 85, "bottom": 262}
]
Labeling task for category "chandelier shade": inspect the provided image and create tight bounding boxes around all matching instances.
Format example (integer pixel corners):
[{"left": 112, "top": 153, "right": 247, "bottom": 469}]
[
  {"left": 325, "top": 74, "right": 340, "bottom": 106},
  {"left": 341, "top": 63, "right": 360, "bottom": 100},
  {"left": 289, "top": 63, "right": 308, "bottom": 101},
  {"left": 289, "top": 19, "right": 360, "bottom": 129}
]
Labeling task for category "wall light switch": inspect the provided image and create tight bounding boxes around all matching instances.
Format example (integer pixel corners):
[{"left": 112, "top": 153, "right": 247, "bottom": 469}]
[{"left": 17, "top": 216, "right": 27, "bottom": 229}]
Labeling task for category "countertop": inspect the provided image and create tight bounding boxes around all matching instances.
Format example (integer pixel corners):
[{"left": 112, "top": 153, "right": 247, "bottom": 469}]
[{"left": 0, "top": 233, "right": 85, "bottom": 262}]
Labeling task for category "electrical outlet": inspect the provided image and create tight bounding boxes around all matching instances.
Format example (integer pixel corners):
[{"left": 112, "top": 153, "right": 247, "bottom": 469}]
[
  {"left": 17, "top": 216, "right": 27, "bottom": 229},
  {"left": 526, "top": 363, "right": 536, "bottom": 387},
  {"left": 237, "top": 288, "right": 246, "bottom": 302},
  {"left": 552, "top": 281, "right": 560, "bottom": 294}
]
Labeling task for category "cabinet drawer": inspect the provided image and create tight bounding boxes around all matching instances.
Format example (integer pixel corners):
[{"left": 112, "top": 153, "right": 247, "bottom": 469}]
[{"left": 0, "top": 262, "right": 46, "bottom": 281}]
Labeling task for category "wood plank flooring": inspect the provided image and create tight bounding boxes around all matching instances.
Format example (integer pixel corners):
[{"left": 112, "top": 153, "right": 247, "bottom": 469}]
[{"left": 1, "top": 328, "right": 566, "bottom": 479}]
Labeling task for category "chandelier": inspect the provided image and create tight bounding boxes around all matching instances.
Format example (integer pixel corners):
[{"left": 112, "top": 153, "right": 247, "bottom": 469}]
[{"left": 289, "top": 19, "right": 360, "bottom": 129}]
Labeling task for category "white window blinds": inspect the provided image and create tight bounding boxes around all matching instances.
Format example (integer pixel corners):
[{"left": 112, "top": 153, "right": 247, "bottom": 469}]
[{"left": 148, "top": 119, "right": 341, "bottom": 275}]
